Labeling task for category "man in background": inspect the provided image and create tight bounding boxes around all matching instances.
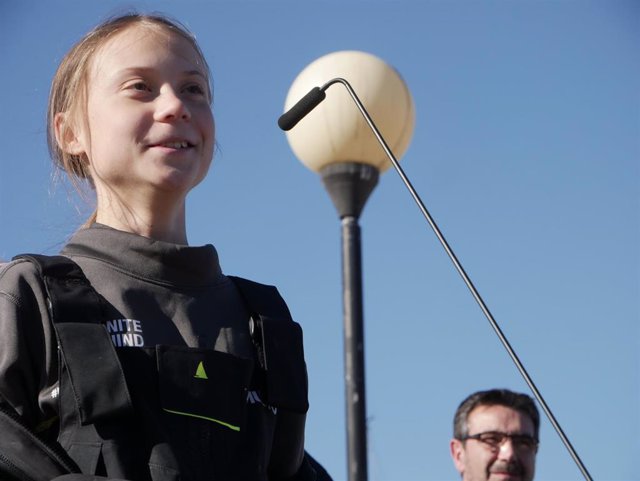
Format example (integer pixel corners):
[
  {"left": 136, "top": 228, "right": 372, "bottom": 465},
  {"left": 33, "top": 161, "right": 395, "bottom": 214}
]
[{"left": 450, "top": 389, "right": 539, "bottom": 481}]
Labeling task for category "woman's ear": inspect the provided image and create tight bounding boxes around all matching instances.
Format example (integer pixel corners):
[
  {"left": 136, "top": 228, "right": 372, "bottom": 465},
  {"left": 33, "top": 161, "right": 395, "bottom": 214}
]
[{"left": 54, "top": 112, "right": 86, "bottom": 155}]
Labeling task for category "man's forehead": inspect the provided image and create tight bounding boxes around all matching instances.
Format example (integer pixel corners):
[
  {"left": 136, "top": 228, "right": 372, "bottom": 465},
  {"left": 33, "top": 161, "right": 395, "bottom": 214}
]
[{"left": 467, "top": 404, "right": 535, "bottom": 435}]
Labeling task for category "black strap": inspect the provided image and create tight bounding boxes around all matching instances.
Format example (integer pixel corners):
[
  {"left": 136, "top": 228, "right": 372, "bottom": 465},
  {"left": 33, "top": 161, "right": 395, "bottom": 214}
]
[
  {"left": 229, "top": 276, "right": 309, "bottom": 414},
  {"left": 14, "top": 255, "right": 133, "bottom": 425},
  {"left": 227, "top": 276, "right": 293, "bottom": 321}
]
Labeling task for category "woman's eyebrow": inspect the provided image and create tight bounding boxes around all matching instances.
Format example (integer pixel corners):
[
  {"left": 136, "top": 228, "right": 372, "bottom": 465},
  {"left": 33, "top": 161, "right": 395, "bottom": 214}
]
[
  {"left": 111, "top": 67, "right": 207, "bottom": 79},
  {"left": 184, "top": 70, "right": 207, "bottom": 79}
]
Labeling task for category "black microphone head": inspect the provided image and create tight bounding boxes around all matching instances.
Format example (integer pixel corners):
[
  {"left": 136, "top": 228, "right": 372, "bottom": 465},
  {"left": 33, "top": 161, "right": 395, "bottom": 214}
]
[{"left": 278, "top": 86, "right": 326, "bottom": 131}]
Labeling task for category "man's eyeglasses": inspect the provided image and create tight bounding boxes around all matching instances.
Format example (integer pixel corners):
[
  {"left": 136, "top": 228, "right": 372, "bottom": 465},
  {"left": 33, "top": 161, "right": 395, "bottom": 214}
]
[{"left": 461, "top": 431, "right": 539, "bottom": 453}]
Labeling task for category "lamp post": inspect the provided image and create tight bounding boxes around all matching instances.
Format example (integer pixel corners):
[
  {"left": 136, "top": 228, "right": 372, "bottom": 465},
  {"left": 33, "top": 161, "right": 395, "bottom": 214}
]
[{"left": 282, "top": 51, "right": 415, "bottom": 481}]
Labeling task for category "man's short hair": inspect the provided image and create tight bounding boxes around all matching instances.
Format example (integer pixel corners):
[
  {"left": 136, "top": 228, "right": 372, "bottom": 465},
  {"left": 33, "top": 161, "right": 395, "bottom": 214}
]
[{"left": 453, "top": 388, "right": 540, "bottom": 440}]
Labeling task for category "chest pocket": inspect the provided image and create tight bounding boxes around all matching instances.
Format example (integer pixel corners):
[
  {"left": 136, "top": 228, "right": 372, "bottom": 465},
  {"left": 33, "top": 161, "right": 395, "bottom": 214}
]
[{"left": 156, "top": 345, "right": 254, "bottom": 433}]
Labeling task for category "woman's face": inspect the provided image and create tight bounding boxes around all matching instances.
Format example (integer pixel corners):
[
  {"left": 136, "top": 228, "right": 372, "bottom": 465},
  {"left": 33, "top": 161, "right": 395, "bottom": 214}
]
[{"left": 72, "top": 24, "right": 215, "bottom": 208}]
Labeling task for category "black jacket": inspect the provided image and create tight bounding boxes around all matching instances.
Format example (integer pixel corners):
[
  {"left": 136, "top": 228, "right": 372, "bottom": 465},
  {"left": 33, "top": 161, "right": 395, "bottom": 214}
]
[{"left": 0, "top": 225, "right": 317, "bottom": 481}]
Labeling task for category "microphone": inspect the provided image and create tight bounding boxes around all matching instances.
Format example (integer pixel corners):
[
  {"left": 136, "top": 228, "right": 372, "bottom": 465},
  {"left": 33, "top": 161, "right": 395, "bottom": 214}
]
[
  {"left": 279, "top": 77, "right": 593, "bottom": 481},
  {"left": 277, "top": 87, "right": 326, "bottom": 131}
]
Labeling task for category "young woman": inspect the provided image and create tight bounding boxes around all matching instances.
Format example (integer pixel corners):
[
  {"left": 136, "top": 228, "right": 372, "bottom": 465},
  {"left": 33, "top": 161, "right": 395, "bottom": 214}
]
[{"left": 0, "top": 13, "right": 318, "bottom": 481}]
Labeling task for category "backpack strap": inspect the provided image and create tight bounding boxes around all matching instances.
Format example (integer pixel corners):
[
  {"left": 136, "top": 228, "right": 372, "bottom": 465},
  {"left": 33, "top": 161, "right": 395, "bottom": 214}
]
[
  {"left": 228, "top": 276, "right": 309, "bottom": 414},
  {"left": 14, "top": 254, "right": 133, "bottom": 424}
]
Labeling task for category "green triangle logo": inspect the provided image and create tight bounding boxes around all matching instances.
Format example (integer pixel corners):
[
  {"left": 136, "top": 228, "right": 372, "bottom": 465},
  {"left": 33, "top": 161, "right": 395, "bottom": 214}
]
[{"left": 194, "top": 361, "right": 208, "bottom": 380}]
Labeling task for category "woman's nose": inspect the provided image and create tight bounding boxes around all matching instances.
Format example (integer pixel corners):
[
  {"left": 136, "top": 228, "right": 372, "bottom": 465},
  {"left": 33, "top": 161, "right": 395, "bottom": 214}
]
[{"left": 154, "top": 88, "right": 191, "bottom": 122}]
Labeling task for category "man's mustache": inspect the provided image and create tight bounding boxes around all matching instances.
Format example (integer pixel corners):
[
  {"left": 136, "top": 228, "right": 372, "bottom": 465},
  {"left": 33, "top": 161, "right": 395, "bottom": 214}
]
[{"left": 490, "top": 461, "right": 525, "bottom": 476}]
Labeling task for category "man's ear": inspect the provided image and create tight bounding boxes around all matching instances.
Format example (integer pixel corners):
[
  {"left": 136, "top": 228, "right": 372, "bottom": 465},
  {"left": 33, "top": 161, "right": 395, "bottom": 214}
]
[
  {"left": 450, "top": 438, "right": 466, "bottom": 475},
  {"left": 54, "top": 112, "right": 86, "bottom": 155}
]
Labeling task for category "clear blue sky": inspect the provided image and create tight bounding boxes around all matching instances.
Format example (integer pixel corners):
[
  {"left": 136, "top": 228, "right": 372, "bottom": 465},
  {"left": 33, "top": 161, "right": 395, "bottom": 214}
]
[{"left": 1, "top": 1, "right": 638, "bottom": 480}]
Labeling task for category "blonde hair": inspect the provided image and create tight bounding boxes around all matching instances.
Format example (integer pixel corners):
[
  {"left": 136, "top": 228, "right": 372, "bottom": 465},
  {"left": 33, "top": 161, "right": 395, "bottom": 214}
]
[{"left": 47, "top": 13, "right": 212, "bottom": 226}]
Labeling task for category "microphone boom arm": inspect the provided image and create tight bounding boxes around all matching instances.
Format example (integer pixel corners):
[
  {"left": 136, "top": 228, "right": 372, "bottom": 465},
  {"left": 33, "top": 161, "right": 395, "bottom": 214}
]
[{"left": 280, "top": 77, "right": 593, "bottom": 481}]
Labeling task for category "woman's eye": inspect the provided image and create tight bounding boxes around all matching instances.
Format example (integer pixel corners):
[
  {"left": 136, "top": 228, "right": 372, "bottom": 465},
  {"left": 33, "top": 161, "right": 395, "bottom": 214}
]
[
  {"left": 124, "top": 81, "right": 150, "bottom": 93},
  {"left": 132, "top": 82, "right": 149, "bottom": 91},
  {"left": 185, "top": 84, "right": 206, "bottom": 95}
]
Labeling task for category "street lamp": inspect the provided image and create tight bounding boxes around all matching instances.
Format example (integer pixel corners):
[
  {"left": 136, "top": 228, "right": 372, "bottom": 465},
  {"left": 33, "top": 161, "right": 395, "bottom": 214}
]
[{"left": 282, "top": 51, "right": 415, "bottom": 481}]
